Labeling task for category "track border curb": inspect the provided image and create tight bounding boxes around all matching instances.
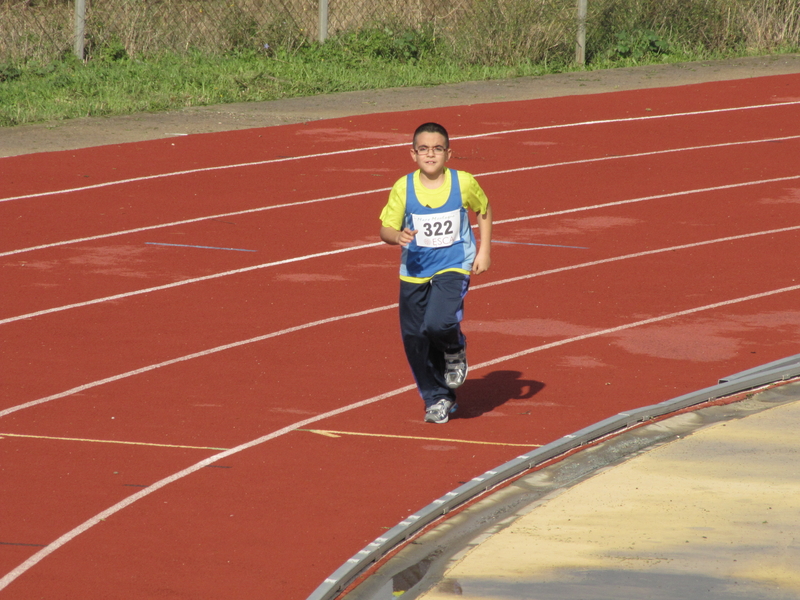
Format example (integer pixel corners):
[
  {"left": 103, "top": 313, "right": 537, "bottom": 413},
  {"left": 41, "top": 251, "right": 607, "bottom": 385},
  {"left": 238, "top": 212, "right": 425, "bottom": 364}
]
[{"left": 308, "top": 352, "right": 800, "bottom": 600}]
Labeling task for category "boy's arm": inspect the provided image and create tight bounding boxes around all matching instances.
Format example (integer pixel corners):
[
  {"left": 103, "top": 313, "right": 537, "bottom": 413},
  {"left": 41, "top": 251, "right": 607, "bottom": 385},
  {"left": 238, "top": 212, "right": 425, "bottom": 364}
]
[
  {"left": 472, "top": 202, "right": 492, "bottom": 275},
  {"left": 380, "top": 225, "right": 417, "bottom": 247},
  {"left": 380, "top": 178, "right": 416, "bottom": 246}
]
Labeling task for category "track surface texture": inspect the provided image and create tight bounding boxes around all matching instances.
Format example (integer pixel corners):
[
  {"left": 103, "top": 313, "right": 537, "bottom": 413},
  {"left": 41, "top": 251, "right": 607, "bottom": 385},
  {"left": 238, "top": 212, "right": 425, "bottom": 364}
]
[{"left": 1, "top": 57, "right": 800, "bottom": 599}]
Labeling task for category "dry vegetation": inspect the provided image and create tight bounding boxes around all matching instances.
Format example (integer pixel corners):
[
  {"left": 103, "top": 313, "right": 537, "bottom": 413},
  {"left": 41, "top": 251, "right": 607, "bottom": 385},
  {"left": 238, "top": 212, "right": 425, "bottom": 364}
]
[
  {"left": 0, "top": 0, "right": 797, "bottom": 126},
  {"left": 1, "top": 0, "right": 798, "bottom": 65}
]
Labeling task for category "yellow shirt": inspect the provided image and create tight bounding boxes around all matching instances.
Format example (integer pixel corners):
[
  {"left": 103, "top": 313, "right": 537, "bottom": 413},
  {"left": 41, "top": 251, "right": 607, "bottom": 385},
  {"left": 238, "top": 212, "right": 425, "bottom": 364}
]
[
  {"left": 380, "top": 168, "right": 490, "bottom": 283},
  {"left": 379, "top": 168, "right": 489, "bottom": 230}
]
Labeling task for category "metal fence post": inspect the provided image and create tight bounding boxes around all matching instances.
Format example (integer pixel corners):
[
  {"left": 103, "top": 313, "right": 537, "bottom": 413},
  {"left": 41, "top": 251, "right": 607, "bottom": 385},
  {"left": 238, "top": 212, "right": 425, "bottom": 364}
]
[
  {"left": 318, "top": 0, "right": 328, "bottom": 43},
  {"left": 74, "top": 0, "right": 86, "bottom": 60},
  {"left": 576, "top": 0, "right": 587, "bottom": 65}
]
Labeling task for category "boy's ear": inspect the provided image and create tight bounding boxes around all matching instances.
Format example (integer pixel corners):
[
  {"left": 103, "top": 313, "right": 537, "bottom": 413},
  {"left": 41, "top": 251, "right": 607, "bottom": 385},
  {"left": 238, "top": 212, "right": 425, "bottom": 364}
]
[{"left": 410, "top": 146, "right": 419, "bottom": 162}]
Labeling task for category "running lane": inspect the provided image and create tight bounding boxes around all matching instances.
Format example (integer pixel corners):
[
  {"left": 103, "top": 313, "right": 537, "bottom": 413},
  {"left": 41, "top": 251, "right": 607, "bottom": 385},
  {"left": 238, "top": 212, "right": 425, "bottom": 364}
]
[{"left": 1, "top": 73, "right": 799, "bottom": 599}]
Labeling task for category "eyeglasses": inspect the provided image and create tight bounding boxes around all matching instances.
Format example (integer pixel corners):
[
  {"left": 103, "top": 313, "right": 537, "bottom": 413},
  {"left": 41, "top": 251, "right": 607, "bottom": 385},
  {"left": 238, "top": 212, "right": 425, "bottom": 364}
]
[{"left": 413, "top": 145, "right": 448, "bottom": 155}]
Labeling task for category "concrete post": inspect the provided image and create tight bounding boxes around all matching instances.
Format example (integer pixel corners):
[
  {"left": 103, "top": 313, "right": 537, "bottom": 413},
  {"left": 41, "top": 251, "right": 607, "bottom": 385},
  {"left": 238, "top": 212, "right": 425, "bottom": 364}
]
[
  {"left": 318, "top": 0, "right": 328, "bottom": 43},
  {"left": 576, "top": 0, "right": 587, "bottom": 65},
  {"left": 74, "top": 0, "right": 86, "bottom": 60}
]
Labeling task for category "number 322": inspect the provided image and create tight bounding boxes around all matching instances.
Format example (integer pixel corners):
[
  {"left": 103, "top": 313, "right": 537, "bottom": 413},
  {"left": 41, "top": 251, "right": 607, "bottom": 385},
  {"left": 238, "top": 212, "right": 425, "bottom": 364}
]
[{"left": 423, "top": 220, "right": 454, "bottom": 237}]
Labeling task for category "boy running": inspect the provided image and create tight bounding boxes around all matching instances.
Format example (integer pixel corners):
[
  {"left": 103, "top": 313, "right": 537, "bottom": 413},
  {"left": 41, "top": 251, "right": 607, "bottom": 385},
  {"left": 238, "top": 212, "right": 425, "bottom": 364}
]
[{"left": 379, "top": 122, "right": 493, "bottom": 423}]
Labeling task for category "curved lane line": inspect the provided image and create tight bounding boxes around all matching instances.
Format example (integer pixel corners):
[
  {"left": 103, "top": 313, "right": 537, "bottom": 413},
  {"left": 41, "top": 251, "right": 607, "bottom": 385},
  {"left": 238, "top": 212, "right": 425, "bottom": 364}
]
[
  {"left": 2, "top": 282, "right": 799, "bottom": 592},
  {"left": 3, "top": 134, "right": 799, "bottom": 259},
  {"left": 480, "top": 136, "right": 800, "bottom": 179},
  {"left": 3, "top": 223, "right": 799, "bottom": 419},
  {"left": 0, "top": 189, "right": 385, "bottom": 259},
  {"left": 0, "top": 304, "right": 394, "bottom": 418},
  {"left": 491, "top": 173, "right": 800, "bottom": 225},
  {"left": 3, "top": 174, "right": 800, "bottom": 326},
  {"left": 2, "top": 100, "right": 798, "bottom": 205},
  {"left": 454, "top": 100, "right": 800, "bottom": 142},
  {"left": 471, "top": 223, "right": 800, "bottom": 291},
  {"left": 0, "top": 242, "right": 382, "bottom": 326},
  {"left": 470, "top": 284, "right": 800, "bottom": 371}
]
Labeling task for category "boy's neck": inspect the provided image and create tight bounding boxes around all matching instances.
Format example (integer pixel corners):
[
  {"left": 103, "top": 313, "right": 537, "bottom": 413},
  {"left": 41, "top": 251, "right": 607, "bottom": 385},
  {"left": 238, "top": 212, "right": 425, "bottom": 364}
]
[{"left": 418, "top": 167, "right": 447, "bottom": 190}]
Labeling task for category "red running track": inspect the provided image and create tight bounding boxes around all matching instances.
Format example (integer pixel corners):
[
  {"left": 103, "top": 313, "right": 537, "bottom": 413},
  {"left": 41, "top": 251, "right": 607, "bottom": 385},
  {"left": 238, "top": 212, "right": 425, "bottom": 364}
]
[{"left": 1, "top": 73, "right": 800, "bottom": 599}]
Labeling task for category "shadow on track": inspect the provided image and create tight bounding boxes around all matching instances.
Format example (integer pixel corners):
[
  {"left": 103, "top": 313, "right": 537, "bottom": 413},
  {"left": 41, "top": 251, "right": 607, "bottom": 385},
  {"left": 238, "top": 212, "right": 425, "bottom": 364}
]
[{"left": 455, "top": 370, "right": 544, "bottom": 419}]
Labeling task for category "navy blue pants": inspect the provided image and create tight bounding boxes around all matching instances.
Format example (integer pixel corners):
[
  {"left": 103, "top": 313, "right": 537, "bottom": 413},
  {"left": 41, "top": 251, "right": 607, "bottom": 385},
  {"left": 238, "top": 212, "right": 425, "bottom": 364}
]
[{"left": 399, "top": 271, "right": 470, "bottom": 407}]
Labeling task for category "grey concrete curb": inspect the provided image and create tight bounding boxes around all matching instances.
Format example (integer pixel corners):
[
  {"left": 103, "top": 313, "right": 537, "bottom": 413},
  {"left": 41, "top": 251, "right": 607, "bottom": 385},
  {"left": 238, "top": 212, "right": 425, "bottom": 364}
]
[{"left": 307, "top": 353, "right": 800, "bottom": 600}]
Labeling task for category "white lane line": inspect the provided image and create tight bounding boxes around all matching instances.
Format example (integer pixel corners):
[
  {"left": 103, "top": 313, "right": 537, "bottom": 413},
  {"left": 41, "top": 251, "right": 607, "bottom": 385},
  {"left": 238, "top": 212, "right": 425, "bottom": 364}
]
[
  {"left": 470, "top": 284, "right": 800, "bottom": 371},
  {"left": 2, "top": 281, "right": 799, "bottom": 591},
  {"left": 453, "top": 100, "right": 800, "bottom": 142},
  {"left": 0, "top": 189, "right": 384, "bottom": 258},
  {"left": 0, "top": 242, "right": 382, "bottom": 326},
  {"left": 2, "top": 100, "right": 798, "bottom": 207},
  {"left": 0, "top": 150, "right": 398, "bottom": 205},
  {"left": 491, "top": 173, "right": 800, "bottom": 225},
  {"left": 0, "top": 384, "right": 417, "bottom": 593},
  {"left": 3, "top": 133, "right": 800, "bottom": 259},
  {"left": 479, "top": 135, "right": 800, "bottom": 179},
  {"left": 0, "top": 304, "right": 393, "bottom": 418},
  {"left": 472, "top": 224, "right": 800, "bottom": 291},
  {"left": 3, "top": 223, "right": 799, "bottom": 419},
  {"left": 3, "top": 172, "right": 799, "bottom": 327}
]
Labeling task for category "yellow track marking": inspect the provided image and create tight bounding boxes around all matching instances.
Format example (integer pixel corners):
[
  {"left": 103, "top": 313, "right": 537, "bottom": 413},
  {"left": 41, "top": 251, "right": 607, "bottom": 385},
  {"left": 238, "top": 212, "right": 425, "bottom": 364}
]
[
  {"left": 299, "top": 429, "right": 540, "bottom": 447},
  {"left": 306, "top": 430, "right": 342, "bottom": 438},
  {"left": 0, "top": 432, "right": 226, "bottom": 451}
]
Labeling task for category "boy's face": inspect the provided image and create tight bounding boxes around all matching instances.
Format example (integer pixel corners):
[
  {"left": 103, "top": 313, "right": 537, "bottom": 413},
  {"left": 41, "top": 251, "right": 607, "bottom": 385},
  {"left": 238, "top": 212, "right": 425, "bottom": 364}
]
[{"left": 410, "top": 131, "right": 452, "bottom": 178}]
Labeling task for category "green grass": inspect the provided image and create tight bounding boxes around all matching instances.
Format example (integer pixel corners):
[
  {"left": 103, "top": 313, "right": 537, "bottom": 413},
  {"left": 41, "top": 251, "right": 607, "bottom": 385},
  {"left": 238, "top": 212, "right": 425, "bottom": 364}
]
[
  {"left": 0, "top": 48, "right": 551, "bottom": 127},
  {"left": 0, "top": 24, "right": 797, "bottom": 128}
]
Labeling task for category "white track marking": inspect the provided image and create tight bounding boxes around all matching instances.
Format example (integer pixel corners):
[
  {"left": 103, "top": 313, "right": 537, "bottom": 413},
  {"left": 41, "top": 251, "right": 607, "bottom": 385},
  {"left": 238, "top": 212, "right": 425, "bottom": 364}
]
[
  {"left": 0, "top": 384, "right": 417, "bottom": 593},
  {"left": 0, "top": 189, "right": 387, "bottom": 258},
  {"left": 490, "top": 173, "right": 800, "bottom": 226},
  {"left": 471, "top": 224, "right": 800, "bottom": 291},
  {"left": 3, "top": 223, "right": 799, "bottom": 419},
  {"left": 1, "top": 100, "right": 799, "bottom": 206},
  {"left": 0, "top": 150, "right": 398, "bottom": 205},
  {"left": 3, "top": 134, "right": 800, "bottom": 259},
  {"left": 470, "top": 284, "right": 800, "bottom": 371},
  {"left": 452, "top": 100, "right": 800, "bottom": 142},
  {"left": 2, "top": 96, "right": 799, "bottom": 591},
  {"left": 2, "top": 282, "right": 799, "bottom": 591},
  {"left": 480, "top": 135, "right": 800, "bottom": 179},
  {"left": 0, "top": 304, "right": 394, "bottom": 418},
  {"left": 3, "top": 171, "right": 799, "bottom": 326},
  {"left": 0, "top": 242, "right": 382, "bottom": 326}
]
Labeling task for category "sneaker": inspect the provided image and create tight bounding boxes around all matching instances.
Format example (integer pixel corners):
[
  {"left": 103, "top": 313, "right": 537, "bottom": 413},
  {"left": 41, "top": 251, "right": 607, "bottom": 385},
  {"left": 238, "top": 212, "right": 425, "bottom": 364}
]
[
  {"left": 443, "top": 348, "right": 468, "bottom": 389},
  {"left": 425, "top": 399, "right": 458, "bottom": 424}
]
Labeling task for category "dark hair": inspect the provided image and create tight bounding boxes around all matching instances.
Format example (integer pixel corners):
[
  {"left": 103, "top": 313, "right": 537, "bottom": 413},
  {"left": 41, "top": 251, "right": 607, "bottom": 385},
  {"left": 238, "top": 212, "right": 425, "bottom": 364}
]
[{"left": 413, "top": 122, "right": 449, "bottom": 148}]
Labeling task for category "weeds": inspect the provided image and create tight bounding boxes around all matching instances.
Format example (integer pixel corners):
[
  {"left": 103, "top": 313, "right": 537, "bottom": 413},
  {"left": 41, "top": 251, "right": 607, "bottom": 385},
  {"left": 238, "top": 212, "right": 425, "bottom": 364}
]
[
  {"left": 606, "top": 29, "right": 670, "bottom": 61},
  {"left": 0, "top": 0, "right": 798, "bottom": 127}
]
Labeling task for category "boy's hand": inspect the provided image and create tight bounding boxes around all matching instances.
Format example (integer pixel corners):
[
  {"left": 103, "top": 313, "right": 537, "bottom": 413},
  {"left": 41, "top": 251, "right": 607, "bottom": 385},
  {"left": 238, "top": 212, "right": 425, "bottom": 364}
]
[
  {"left": 472, "top": 250, "right": 491, "bottom": 275},
  {"left": 380, "top": 225, "right": 417, "bottom": 246},
  {"left": 472, "top": 204, "right": 492, "bottom": 275},
  {"left": 397, "top": 228, "right": 417, "bottom": 246}
]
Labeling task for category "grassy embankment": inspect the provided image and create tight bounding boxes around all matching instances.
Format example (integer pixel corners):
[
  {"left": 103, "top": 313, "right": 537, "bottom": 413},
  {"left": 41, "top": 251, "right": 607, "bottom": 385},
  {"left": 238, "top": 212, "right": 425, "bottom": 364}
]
[{"left": 0, "top": 0, "right": 797, "bottom": 127}]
